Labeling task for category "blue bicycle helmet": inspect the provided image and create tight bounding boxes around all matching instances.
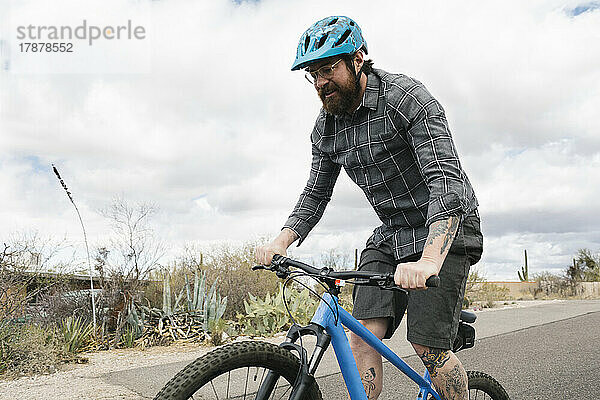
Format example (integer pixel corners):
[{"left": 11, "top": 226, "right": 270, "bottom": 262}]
[{"left": 291, "top": 16, "right": 368, "bottom": 71}]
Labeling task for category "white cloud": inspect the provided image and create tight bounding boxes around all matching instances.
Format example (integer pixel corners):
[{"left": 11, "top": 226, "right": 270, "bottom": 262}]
[{"left": 1, "top": 0, "right": 599, "bottom": 279}]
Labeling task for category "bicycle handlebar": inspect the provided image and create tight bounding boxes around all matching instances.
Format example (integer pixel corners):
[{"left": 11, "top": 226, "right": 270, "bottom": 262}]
[{"left": 253, "top": 254, "right": 440, "bottom": 291}]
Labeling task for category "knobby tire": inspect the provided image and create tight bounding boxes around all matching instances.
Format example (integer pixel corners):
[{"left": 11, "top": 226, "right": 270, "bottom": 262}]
[
  {"left": 466, "top": 370, "right": 510, "bottom": 400},
  {"left": 154, "top": 341, "right": 323, "bottom": 400}
]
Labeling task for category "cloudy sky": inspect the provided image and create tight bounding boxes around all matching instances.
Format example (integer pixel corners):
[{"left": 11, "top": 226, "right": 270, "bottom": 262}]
[{"left": 1, "top": 0, "right": 599, "bottom": 280}]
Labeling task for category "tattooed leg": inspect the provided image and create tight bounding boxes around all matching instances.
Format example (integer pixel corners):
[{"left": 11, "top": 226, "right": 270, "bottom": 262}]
[
  {"left": 362, "top": 367, "right": 378, "bottom": 398},
  {"left": 349, "top": 318, "right": 388, "bottom": 399},
  {"left": 413, "top": 343, "right": 468, "bottom": 400}
]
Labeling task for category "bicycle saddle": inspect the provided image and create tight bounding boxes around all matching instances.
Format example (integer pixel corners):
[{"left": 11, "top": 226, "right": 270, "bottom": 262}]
[{"left": 460, "top": 310, "right": 477, "bottom": 323}]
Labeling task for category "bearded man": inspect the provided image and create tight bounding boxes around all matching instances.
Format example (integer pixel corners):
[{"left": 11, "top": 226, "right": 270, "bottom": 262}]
[{"left": 255, "top": 16, "right": 483, "bottom": 400}]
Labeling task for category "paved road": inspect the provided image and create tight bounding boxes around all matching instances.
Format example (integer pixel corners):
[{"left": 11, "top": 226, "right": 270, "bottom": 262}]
[
  {"left": 319, "top": 309, "right": 600, "bottom": 399},
  {"left": 103, "top": 300, "right": 600, "bottom": 399}
]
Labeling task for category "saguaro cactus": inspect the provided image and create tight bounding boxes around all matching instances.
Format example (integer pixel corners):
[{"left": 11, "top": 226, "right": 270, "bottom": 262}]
[{"left": 518, "top": 249, "right": 529, "bottom": 282}]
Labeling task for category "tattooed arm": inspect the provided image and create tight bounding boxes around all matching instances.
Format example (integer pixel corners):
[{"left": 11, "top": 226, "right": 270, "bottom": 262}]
[{"left": 394, "top": 216, "right": 460, "bottom": 289}]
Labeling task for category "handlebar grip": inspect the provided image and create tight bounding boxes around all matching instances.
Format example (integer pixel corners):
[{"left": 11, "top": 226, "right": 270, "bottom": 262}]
[{"left": 426, "top": 275, "right": 440, "bottom": 288}]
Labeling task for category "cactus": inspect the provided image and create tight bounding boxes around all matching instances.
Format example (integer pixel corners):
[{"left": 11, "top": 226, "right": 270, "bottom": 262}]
[
  {"left": 201, "top": 275, "right": 227, "bottom": 331},
  {"left": 125, "top": 301, "right": 144, "bottom": 337},
  {"left": 518, "top": 249, "right": 529, "bottom": 282},
  {"left": 173, "top": 286, "right": 185, "bottom": 311},
  {"left": 160, "top": 269, "right": 227, "bottom": 332},
  {"left": 162, "top": 271, "right": 172, "bottom": 315},
  {"left": 185, "top": 274, "right": 192, "bottom": 310},
  {"left": 193, "top": 270, "right": 205, "bottom": 310}
]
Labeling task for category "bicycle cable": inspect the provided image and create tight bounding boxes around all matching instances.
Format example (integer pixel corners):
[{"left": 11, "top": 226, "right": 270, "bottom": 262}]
[{"left": 280, "top": 268, "right": 343, "bottom": 383}]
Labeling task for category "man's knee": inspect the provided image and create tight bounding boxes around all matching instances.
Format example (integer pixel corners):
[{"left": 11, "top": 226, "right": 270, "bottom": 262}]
[
  {"left": 411, "top": 342, "right": 431, "bottom": 356},
  {"left": 411, "top": 342, "right": 454, "bottom": 359},
  {"left": 410, "top": 342, "right": 455, "bottom": 375},
  {"left": 350, "top": 318, "right": 388, "bottom": 350}
]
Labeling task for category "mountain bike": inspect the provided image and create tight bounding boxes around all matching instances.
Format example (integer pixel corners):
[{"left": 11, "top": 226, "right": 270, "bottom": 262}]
[{"left": 155, "top": 255, "right": 510, "bottom": 400}]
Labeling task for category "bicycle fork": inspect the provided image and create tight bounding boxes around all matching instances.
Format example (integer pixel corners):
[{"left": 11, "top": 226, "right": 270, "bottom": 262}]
[
  {"left": 255, "top": 323, "right": 331, "bottom": 400},
  {"left": 255, "top": 294, "right": 369, "bottom": 400}
]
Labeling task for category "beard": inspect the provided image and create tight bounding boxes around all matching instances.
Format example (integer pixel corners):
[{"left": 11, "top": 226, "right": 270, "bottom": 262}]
[{"left": 318, "top": 71, "right": 361, "bottom": 116}]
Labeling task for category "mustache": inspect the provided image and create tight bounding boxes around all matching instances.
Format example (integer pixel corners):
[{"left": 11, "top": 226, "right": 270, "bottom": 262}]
[{"left": 318, "top": 83, "right": 338, "bottom": 98}]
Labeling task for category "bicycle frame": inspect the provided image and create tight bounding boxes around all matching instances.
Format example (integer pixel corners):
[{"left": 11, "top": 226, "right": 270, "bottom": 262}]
[{"left": 298, "top": 292, "right": 442, "bottom": 400}]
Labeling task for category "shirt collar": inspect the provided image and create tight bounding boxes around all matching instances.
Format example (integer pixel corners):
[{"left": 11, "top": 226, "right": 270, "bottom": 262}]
[
  {"left": 360, "top": 72, "right": 380, "bottom": 111},
  {"left": 331, "top": 72, "right": 380, "bottom": 121}
]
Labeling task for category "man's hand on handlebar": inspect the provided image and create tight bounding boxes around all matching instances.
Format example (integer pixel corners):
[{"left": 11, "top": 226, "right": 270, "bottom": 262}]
[
  {"left": 255, "top": 242, "right": 287, "bottom": 266},
  {"left": 394, "top": 259, "right": 440, "bottom": 290},
  {"left": 255, "top": 254, "right": 440, "bottom": 289},
  {"left": 255, "top": 228, "right": 298, "bottom": 266}
]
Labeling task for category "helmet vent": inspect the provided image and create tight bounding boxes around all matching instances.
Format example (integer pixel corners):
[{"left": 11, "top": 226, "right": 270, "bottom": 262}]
[
  {"left": 317, "top": 34, "right": 328, "bottom": 49},
  {"left": 334, "top": 29, "right": 351, "bottom": 47},
  {"left": 304, "top": 35, "right": 311, "bottom": 52},
  {"left": 349, "top": 21, "right": 355, "bottom": 26},
  {"left": 328, "top": 18, "right": 338, "bottom": 26}
]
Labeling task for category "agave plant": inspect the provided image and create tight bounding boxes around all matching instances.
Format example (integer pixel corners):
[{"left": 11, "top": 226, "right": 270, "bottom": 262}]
[
  {"left": 202, "top": 277, "right": 227, "bottom": 332},
  {"left": 120, "top": 326, "right": 136, "bottom": 348},
  {"left": 161, "top": 269, "right": 227, "bottom": 333},
  {"left": 59, "top": 316, "right": 94, "bottom": 353},
  {"left": 187, "top": 270, "right": 227, "bottom": 332}
]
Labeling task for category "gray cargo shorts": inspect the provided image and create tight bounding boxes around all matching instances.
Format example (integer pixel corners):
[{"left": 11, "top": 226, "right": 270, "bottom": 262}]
[{"left": 352, "top": 212, "right": 483, "bottom": 350}]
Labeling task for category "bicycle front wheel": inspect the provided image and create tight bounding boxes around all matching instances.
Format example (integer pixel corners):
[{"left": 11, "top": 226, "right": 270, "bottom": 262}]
[
  {"left": 154, "top": 341, "right": 323, "bottom": 400},
  {"left": 467, "top": 371, "right": 510, "bottom": 400}
]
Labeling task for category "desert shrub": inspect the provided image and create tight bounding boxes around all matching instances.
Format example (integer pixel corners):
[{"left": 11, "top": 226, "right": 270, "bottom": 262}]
[
  {"left": 34, "top": 281, "right": 98, "bottom": 325},
  {"left": 208, "top": 318, "right": 229, "bottom": 346},
  {"left": 533, "top": 272, "right": 572, "bottom": 298},
  {"left": 337, "top": 284, "right": 354, "bottom": 313},
  {"left": 464, "top": 268, "right": 509, "bottom": 308},
  {"left": 0, "top": 322, "right": 77, "bottom": 377},
  {"left": 170, "top": 242, "right": 280, "bottom": 320},
  {"left": 567, "top": 249, "right": 600, "bottom": 283},
  {"left": 237, "top": 283, "right": 319, "bottom": 336},
  {"left": 471, "top": 282, "right": 509, "bottom": 307},
  {"left": 1, "top": 234, "right": 69, "bottom": 325},
  {"left": 141, "top": 278, "right": 163, "bottom": 309}
]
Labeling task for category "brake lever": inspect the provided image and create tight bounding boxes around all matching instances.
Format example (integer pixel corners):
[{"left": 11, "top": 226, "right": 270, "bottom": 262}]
[
  {"left": 352, "top": 275, "right": 408, "bottom": 293},
  {"left": 380, "top": 281, "right": 408, "bottom": 293},
  {"left": 252, "top": 263, "right": 290, "bottom": 279}
]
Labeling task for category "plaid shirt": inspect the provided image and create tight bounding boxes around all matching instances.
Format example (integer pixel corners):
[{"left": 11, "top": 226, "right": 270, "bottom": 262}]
[{"left": 284, "top": 68, "right": 478, "bottom": 260}]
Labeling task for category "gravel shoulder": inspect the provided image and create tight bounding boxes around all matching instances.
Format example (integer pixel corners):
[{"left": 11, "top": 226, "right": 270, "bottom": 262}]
[
  {"left": 0, "top": 343, "right": 213, "bottom": 399},
  {"left": 0, "top": 334, "right": 286, "bottom": 400}
]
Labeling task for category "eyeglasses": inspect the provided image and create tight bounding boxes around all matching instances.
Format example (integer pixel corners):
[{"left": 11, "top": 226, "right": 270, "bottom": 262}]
[{"left": 304, "top": 58, "right": 343, "bottom": 85}]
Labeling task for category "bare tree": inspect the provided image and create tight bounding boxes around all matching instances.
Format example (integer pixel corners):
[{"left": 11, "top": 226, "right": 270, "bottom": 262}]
[
  {"left": 97, "top": 197, "right": 164, "bottom": 348},
  {"left": 0, "top": 232, "right": 68, "bottom": 326}
]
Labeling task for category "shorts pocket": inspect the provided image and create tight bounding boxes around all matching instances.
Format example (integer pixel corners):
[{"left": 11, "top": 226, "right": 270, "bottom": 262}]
[{"left": 463, "top": 213, "right": 483, "bottom": 266}]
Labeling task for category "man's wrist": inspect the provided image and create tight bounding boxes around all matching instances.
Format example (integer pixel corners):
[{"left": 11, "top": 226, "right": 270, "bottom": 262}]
[{"left": 276, "top": 228, "right": 299, "bottom": 248}]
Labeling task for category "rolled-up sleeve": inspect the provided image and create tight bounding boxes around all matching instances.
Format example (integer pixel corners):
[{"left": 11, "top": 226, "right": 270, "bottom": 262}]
[
  {"left": 406, "top": 107, "right": 471, "bottom": 227},
  {"left": 283, "top": 144, "right": 341, "bottom": 245}
]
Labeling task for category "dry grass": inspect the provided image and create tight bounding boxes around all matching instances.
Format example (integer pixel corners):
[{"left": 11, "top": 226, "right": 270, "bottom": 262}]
[{"left": 0, "top": 323, "right": 84, "bottom": 378}]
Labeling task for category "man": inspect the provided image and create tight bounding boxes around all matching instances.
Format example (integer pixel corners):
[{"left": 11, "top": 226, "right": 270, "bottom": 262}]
[{"left": 255, "top": 16, "right": 483, "bottom": 400}]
